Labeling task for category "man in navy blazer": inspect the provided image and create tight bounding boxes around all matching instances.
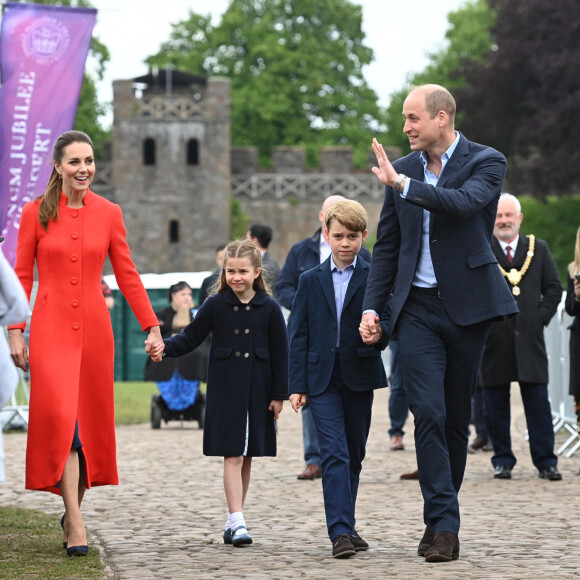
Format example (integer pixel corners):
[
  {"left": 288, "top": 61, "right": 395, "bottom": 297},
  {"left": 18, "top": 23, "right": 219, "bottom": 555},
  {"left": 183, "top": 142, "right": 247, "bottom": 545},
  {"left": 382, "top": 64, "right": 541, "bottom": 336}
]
[
  {"left": 361, "top": 85, "right": 518, "bottom": 562},
  {"left": 289, "top": 200, "right": 389, "bottom": 559}
]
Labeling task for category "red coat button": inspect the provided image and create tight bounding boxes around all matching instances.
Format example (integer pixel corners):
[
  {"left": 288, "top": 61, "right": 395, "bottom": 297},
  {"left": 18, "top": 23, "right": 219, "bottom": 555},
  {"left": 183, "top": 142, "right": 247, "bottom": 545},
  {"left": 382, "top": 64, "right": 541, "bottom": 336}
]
[
  {"left": 71, "top": 277, "right": 78, "bottom": 285},
  {"left": 71, "top": 232, "right": 79, "bottom": 239},
  {"left": 72, "top": 300, "right": 79, "bottom": 307},
  {"left": 72, "top": 323, "right": 80, "bottom": 330},
  {"left": 72, "top": 211, "right": 79, "bottom": 218},
  {"left": 71, "top": 254, "right": 78, "bottom": 262}
]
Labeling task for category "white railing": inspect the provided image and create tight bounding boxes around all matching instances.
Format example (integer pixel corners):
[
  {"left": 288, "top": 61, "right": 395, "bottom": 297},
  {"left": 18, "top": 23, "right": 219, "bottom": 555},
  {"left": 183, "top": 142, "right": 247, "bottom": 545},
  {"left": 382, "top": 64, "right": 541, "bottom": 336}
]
[{"left": 546, "top": 298, "right": 578, "bottom": 457}]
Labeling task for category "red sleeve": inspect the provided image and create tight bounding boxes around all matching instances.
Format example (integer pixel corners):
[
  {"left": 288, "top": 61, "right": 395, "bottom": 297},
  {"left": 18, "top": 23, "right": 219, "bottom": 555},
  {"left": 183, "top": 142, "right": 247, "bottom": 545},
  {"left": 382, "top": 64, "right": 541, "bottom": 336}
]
[{"left": 107, "top": 204, "right": 158, "bottom": 331}]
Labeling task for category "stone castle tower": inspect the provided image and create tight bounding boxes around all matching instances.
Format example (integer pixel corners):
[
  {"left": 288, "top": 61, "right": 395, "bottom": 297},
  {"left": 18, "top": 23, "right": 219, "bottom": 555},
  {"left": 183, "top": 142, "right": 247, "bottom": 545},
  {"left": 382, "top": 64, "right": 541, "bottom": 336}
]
[{"left": 107, "top": 70, "right": 231, "bottom": 273}]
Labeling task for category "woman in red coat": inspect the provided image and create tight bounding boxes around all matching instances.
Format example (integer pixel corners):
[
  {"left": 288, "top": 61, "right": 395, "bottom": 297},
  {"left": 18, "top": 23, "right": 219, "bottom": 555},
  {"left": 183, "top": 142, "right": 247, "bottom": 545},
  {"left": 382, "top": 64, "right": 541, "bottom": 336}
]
[{"left": 8, "top": 131, "right": 161, "bottom": 556}]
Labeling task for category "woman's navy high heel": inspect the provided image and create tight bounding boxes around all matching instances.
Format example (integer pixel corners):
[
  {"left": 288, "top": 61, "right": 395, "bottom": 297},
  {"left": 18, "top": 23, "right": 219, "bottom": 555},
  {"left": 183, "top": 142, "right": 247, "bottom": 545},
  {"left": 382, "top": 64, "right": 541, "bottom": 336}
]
[{"left": 66, "top": 544, "right": 89, "bottom": 557}]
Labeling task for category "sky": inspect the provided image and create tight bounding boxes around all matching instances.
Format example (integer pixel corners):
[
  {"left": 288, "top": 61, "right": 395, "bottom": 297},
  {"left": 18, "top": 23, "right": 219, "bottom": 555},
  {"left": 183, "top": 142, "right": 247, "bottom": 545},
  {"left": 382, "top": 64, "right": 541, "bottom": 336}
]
[{"left": 89, "top": 0, "right": 469, "bottom": 127}]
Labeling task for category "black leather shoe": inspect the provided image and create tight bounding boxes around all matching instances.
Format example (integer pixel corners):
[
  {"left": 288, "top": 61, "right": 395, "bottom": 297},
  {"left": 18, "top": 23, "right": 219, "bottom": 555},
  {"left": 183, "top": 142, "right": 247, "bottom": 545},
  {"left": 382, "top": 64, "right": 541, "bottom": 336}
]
[
  {"left": 352, "top": 531, "right": 369, "bottom": 551},
  {"left": 417, "top": 525, "right": 434, "bottom": 557},
  {"left": 493, "top": 465, "right": 512, "bottom": 479},
  {"left": 424, "top": 531, "right": 459, "bottom": 562},
  {"left": 538, "top": 466, "right": 562, "bottom": 481},
  {"left": 332, "top": 534, "right": 356, "bottom": 559}
]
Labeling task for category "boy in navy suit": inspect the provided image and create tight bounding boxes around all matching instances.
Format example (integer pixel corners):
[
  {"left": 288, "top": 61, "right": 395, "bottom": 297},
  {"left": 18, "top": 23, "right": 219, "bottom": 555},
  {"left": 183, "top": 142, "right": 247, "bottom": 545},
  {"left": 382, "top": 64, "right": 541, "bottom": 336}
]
[{"left": 288, "top": 200, "right": 390, "bottom": 559}]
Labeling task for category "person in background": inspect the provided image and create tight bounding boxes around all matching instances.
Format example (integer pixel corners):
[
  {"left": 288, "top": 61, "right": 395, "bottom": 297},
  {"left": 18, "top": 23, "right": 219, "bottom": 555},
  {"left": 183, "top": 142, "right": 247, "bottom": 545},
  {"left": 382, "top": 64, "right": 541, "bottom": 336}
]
[
  {"left": 361, "top": 85, "right": 517, "bottom": 562},
  {"left": 247, "top": 224, "right": 280, "bottom": 291},
  {"left": 289, "top": 200, "right": 389, "bottom": 558},
  {"left": 564, "top": 226, "right": 580, "bottom": 475},
  {"left": 144, "top": 281, "right": 209, "bottom": 408},
  {"left": 147, "top": 240, "right": 288, "bottom": 547},
  {"left": 0, "top": 243, "right": 29, "bottom": 483},
  {"left": 480, "top": 193, "right": 563, "bottom": 481},
  {"left": 276, "top": 195, "right": 372, "bottom": 481},
  {"left": 387, "top": 339, "right": 407, "bottom": 451},
  {"left": 199, "top": 244, "right": 226, "bottom": 306},
  {"left": 8, "top": 131, "right": 162, "bottom": 557},
  {"left": 101, "top": 277, "right": 115, "bottom": 311}
]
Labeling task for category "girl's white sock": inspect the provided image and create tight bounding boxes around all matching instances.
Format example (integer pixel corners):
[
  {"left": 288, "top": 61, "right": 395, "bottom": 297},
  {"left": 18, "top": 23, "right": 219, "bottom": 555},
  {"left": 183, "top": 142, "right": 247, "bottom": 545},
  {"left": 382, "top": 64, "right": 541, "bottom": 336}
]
[
  {"left": 225, "top": 512, "right": 232, "bottom": 531},
  {"left": 230, "top": 511, "right": 246, "bottom": 531}
]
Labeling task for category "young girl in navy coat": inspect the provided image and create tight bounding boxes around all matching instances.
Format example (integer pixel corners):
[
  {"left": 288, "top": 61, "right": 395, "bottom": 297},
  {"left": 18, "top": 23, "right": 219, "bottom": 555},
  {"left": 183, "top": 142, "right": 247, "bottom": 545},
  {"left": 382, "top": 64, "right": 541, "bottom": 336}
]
[{"left": 148, "top": 240, "right": 288, "bottom": 546}]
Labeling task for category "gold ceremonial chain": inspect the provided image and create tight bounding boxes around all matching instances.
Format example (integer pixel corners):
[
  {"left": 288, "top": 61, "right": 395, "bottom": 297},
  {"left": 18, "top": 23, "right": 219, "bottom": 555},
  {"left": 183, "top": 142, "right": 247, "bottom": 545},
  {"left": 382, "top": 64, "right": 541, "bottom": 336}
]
[{"left": 498, "top": 234, "right": 535, "bottom": 296}]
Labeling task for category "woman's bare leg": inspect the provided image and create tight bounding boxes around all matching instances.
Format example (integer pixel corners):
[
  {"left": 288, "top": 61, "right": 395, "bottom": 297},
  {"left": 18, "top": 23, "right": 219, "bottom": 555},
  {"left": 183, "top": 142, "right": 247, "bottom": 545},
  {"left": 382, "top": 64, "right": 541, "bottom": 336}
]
[{"left": 61, "top": 450, "right": 87, "bottom": 547}]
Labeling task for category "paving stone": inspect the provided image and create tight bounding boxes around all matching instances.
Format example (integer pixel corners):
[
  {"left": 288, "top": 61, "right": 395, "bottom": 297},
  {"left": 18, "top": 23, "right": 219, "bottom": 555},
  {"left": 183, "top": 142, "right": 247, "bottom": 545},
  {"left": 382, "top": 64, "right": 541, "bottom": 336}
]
[{"left": 1, "top": 387, "right": 579, "bottom": 579}]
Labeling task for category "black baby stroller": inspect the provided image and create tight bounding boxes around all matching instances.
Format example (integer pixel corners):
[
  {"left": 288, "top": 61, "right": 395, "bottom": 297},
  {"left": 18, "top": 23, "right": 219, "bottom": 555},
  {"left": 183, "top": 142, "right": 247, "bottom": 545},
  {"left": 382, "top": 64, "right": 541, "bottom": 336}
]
[{"left": 144, "top": 304, "right": 210, "bottom": 430}]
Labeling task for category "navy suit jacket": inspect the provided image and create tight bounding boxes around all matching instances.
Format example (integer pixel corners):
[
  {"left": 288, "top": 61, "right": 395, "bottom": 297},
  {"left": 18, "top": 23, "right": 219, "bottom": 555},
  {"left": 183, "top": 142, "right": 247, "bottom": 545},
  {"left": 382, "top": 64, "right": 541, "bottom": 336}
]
[
  {"left": 289, "top": 255, "right": 389, "bottom": 397},
  {"left": 363, "top": 133, "right": 518, "bottom": 331}
]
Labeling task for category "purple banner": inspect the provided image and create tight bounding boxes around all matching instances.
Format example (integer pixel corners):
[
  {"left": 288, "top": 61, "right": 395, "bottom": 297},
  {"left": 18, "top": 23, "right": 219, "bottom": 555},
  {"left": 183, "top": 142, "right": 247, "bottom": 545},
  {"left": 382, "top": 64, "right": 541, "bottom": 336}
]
[{"left": 0, "top": 2, "right": 97, "bottom": 265}]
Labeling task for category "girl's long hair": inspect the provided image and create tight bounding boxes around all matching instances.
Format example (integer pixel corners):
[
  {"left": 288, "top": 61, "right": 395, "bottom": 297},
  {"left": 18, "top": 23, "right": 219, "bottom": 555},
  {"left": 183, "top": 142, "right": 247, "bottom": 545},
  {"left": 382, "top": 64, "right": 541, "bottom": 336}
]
[
  {"left": 568, "top": 226, "right": 580, "bottom": 277},
  {"left": 37, "top": 131, "right": 94, "bottom": 230},
  {"left": 211, "top": 239, "right": 271, "bottom": 296}
]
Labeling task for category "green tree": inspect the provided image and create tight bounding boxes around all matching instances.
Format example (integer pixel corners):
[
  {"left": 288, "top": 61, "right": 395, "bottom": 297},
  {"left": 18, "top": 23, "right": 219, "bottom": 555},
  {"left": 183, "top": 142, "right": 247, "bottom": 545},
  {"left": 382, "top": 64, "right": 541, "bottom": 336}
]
[
  {"left": 9, "top": 0, "right": 111, "bottom": 158},
  {"left": 146, "top": 0, "right": 385, "bottom": 167},
  {"left": 384, "top": 0, "right": 496, "bottom": 152},
  {"left": 457, "top": 0, "right": 580, "bottom": 197}
]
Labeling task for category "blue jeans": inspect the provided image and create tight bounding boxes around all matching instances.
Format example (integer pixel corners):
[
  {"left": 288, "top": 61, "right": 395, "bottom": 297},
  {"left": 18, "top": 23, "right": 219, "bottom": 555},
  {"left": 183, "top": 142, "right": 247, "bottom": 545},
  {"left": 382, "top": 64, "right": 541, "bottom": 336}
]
[{"left": 388, "top": 340, "right": 408, "bottom": 438}]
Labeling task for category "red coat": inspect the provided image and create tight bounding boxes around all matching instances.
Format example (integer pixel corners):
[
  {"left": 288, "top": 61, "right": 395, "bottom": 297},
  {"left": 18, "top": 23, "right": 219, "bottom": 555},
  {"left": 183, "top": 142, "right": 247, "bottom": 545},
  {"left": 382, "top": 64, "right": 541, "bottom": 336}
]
[{"left": 10, "top": 191, "right": 157, "bottom": 494}]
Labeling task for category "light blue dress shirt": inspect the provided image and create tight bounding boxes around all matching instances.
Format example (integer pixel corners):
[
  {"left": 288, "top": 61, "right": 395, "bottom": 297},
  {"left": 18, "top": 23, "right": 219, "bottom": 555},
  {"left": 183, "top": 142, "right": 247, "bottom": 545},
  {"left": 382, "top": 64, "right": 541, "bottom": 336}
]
[
  {"left": 330, "top": 255, "right": 356, "bottom": 347},
  {"left": 401, "top": 132, "right": 460, "bottom": 287}
]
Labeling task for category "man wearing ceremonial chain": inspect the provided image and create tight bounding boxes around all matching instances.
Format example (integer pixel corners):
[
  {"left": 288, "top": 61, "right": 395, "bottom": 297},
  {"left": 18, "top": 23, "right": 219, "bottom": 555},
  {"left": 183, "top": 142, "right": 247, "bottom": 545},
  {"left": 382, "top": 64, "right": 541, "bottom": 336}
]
[{"left": 479, "top": 193, "right": 564, "bottom": 481}]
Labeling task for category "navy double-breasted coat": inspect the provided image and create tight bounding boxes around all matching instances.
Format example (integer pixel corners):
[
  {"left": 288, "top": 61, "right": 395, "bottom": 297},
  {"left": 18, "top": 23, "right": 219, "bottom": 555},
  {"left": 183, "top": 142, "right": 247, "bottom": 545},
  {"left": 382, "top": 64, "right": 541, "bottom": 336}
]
[{"left": 163, "top": 287, "right": 288, "bottom": 457}]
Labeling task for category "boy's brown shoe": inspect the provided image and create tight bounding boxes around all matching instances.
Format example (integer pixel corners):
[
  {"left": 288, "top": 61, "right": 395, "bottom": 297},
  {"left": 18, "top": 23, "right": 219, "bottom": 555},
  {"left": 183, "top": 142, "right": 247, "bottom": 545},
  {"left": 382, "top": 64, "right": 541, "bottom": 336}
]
[{"left": 332, "top": 534, "right": 356, "bottom": 559}]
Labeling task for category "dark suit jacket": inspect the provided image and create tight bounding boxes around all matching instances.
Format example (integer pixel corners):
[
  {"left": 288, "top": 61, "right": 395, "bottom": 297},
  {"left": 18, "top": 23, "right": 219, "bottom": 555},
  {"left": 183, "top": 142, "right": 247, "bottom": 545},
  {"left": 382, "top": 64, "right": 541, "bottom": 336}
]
[
  {"left": 479, "top": 235, "right": 563, "bottom": 387},
  {"left": 276, "top": 227, "right": 372, "bottom": 317},
  {"left": 288, "top": 255, "right": 389, "bottom": 397},
  {"left": 363, "top": 133, "right": 518, "bottom": 331}
]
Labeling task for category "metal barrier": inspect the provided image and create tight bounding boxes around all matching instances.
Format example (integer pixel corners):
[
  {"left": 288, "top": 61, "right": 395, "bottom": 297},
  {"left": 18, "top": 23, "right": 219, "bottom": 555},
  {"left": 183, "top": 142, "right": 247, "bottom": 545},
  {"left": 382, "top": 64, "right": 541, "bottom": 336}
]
[{"left": 546, "top": 299, "right": 578, "bottom": 457}]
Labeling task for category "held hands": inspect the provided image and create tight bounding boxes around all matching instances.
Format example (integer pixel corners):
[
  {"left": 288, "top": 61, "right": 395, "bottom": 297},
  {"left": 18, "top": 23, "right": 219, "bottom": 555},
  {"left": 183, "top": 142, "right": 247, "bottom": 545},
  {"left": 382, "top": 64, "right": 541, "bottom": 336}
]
[
  {"left": 268, "top": 400, "right": 283, "bottom": 420},
  {"left": 289, "top": 393, "right": 307, "bottom": 413},
  {"left": 359, "top": 312, "right": 381, "bottom": 344},
  {"left": 8, "top": 329, "right": 28, "bottom": 371},
  {"left": 144, "top": 326, "right": 165, "bottom": 362},
  {"left": 371, "top": 138, "right": 398, "bottom": 188}
]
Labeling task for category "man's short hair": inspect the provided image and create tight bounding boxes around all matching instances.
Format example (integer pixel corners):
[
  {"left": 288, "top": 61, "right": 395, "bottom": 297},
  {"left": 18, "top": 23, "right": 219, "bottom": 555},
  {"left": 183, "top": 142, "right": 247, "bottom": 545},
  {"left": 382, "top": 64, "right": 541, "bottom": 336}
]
[
  {"left": 325, "top": 199, "right": 368, "bottom": 233},
  {"left": 249, "top": 224, "right": 273, "bottom": 249},
  {"left": 422, "top": 85, "right": 456, "bottom": 125}
]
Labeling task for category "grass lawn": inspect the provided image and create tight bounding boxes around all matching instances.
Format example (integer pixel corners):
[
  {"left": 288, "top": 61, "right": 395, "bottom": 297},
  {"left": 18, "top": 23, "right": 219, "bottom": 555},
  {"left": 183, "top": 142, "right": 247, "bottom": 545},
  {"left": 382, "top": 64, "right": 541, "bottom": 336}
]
[{"left": 0, "top": 381, "right": 205, "bottom": 576}]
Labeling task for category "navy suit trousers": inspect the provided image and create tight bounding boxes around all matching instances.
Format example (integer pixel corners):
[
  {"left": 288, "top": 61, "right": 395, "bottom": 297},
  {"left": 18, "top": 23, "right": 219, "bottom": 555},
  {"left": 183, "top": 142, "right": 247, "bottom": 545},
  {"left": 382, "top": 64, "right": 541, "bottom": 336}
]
[
  {"left": 309, "top": 354, "right": 374, "bottom": 541},
  {"left": 396, "top": 290, "right": 490, "bottom": 535}
]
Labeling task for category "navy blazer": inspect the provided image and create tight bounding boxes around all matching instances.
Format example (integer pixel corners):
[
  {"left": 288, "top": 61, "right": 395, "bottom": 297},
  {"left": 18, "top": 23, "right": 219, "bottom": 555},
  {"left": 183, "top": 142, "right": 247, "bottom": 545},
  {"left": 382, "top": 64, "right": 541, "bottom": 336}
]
[
  {"left": 363, "top": 133, "right": 518, "bottom": 330},
  {"left": 289, "top": 255, "right": 389, "bottom": 397}
]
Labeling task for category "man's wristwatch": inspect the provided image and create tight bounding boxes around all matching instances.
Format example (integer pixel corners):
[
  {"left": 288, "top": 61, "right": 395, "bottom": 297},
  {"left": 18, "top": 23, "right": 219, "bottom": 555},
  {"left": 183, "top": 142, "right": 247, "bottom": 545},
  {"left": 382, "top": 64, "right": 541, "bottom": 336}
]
[{"left": 394, "top": 173, "right": 407, "bottom": 192}]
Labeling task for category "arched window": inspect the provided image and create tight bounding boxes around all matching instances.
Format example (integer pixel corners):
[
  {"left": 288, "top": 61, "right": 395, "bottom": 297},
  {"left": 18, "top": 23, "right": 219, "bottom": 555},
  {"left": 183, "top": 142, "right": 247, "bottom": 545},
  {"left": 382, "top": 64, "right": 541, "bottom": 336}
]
[
  {"left": 169, "top": 219, "right": 179, "bottom": 244},
  {"left": 186, "top": 138, "right": 199, "bottom": 165},
  {"left": 143, "top": 138, "right": 156, "bottom": 165}
]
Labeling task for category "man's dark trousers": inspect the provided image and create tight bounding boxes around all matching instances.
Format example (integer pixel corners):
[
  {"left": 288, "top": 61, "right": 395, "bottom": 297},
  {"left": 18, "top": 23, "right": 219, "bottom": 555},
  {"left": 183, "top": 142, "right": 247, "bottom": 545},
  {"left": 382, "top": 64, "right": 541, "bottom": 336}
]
[
  {"left": 482, "top": 382, "right": 557, "bottom": 470},
  {"left": 396, "top": 290, "right": 490, "bottom": 534},
  {"left": 309, "top": 353, "right": 373, "bottom": 541}
]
